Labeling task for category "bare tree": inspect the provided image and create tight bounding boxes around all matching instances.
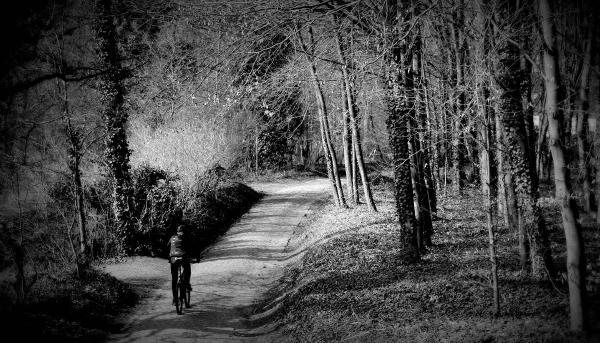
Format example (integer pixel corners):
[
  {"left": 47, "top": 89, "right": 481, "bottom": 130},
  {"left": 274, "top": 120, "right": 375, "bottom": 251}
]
[
  {"left": 333, "top": 17, "right": 377, "bottom": 212},
  {"left": 298, "top": 24, "right": 347, "bottom": 208},
  {"left": 538, "top": 0, "right": 586, "bottom": 331}
]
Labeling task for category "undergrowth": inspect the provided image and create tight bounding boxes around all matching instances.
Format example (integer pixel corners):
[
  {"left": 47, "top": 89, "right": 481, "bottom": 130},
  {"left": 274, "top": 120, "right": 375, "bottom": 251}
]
[
  {"left": 0, "top": 164, "right": 261, "bottom": 342},
  {"left": 0, "top": 268, "right": 137, "bottom": 342},
  {"left": 259, "top": 184, "right": 600, "bottom": 343}
]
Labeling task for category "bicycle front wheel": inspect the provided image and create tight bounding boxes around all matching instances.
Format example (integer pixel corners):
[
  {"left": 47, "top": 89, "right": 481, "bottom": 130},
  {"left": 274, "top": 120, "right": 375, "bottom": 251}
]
[
  {"left": 175, "top": 296, "right": 183, "bottom": 315},
  {"left": 184, "top": 289, "right": 190, "bottom": 308},
  {"left": 178, "top": 282, "right": 187, "bottom": 314}
]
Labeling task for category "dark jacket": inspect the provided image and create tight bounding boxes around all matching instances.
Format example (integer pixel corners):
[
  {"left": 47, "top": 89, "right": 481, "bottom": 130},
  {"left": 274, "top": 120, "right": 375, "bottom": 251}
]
[{"left": 168, "top": 234, "right": 187, "bottom": 258}]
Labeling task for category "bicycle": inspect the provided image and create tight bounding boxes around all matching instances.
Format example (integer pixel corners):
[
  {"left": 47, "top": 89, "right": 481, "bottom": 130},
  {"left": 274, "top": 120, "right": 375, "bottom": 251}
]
[{"left": 172, "top": 257, "right": 190, "bottom": 315}]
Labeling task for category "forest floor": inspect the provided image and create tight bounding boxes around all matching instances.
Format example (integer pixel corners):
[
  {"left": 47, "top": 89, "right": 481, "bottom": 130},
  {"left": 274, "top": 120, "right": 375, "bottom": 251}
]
[
  {"left": 101, "top": 177, "right": 331, "bottom": 342},
  {"left": 100, "top": 175, "right": 600, "bottom": 343},
  {"left": 255, "top": 179, "right": 600, "bottom": 343}
]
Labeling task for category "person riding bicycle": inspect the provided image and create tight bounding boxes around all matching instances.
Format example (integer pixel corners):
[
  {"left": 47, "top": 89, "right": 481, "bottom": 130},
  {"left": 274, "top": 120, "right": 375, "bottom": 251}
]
[{"left": 167, "top": 224, "right": 192, "bottom": 306}]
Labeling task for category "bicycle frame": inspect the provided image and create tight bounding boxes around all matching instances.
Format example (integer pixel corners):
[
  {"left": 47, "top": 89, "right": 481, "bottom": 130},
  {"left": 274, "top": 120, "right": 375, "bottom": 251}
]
[{"left": 172, "top": 257, "right": 190, "bottom": 314}]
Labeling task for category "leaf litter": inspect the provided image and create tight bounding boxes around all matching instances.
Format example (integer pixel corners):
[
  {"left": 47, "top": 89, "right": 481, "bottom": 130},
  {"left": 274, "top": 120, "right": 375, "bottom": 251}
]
[{"left": 254, "top": 186, "right": 600, "bottom": 343}]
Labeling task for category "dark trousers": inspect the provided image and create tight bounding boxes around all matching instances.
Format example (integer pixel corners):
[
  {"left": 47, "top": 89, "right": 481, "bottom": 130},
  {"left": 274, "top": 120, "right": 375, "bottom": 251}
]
[{"left": 170, "top": 258, "right": 191, "bottom": 300}]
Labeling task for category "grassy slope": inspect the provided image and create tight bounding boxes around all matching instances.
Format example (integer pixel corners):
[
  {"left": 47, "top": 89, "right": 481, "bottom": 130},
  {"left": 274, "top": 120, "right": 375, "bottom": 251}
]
[{"left": 258, "top": 183, "right": 600, "bottom": 343}]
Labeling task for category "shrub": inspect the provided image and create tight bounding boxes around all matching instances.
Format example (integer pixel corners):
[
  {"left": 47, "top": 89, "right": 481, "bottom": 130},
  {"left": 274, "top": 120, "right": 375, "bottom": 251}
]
[
  {"left": 123, "top": 163, "right": 261, "bottom": 258},
  {"left": 130, "top": 165, "right": 181, "bottom": 256},
  {"left": 179, "top": 164, "right": 261, "bottom": 257},
  {"left": 46, "top": 164, "right": 260, "bottom": 258},
  {"left": 47, "top": 176, "right": 116, "bottom": 260}
]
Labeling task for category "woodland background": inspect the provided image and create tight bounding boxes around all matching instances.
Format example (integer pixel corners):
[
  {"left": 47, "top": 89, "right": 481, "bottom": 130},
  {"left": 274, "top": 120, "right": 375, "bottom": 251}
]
[{"left": 0, "top": 0, "right": 599, "bottom": 339}]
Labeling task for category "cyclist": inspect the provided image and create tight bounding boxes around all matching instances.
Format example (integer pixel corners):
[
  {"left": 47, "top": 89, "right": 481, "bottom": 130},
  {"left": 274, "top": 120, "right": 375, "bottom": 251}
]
[{"left": 167, "top": 224, "right": 192, "bottom": 306}]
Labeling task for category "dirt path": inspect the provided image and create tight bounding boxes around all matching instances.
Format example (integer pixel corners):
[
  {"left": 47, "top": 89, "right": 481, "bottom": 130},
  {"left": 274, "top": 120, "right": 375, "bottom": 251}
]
[{"left": 102, "top": 178, "right": 330, "bottom": 343}]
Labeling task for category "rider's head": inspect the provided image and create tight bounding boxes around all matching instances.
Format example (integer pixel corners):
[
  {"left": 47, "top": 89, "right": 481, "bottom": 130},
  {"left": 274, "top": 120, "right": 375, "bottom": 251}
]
[{"left": 176, "top": 225, "right": 185, "bottom": 237}]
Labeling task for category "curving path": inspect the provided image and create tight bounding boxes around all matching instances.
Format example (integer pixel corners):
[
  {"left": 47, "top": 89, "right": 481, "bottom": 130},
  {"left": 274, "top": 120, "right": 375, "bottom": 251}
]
[{"left": 102, "top": 178, "right": 330, "bottom": 343}]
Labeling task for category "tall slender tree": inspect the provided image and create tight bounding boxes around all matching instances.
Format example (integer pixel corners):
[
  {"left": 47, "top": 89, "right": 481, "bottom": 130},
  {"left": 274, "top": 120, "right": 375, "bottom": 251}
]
[
  {"left": 298, "top": 24, "right": 347, "bottom": 208},
  {"left": 333, "top": 18, "right": 377, "bottom": 212},
  {"left": 538, "top": 0, "right": 586, "bottom": 331}
]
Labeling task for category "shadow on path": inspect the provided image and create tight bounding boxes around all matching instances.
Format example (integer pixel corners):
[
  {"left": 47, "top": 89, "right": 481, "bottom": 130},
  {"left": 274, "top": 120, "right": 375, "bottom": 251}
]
[{"left": 106, "top": 178, "right": 330, "bottom": 343}]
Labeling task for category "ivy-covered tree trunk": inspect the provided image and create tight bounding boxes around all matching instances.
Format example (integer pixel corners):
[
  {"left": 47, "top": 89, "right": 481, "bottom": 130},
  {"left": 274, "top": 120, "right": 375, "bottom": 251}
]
[
  {"left": 95, "top": 0, "right": 135, "bottom": 254},
  {"left": 495, "top": 0, "right": 553, "bottom": 279},
  {"left": 384, "top": 0, "right": 419, "bottom": 260},
  {"left": 497, "top": 113, "right": 525, "bottom": 270}
]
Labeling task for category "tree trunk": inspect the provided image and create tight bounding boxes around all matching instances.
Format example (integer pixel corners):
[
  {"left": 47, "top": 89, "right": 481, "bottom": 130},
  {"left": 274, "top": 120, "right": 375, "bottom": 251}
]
[
  {"left": 341, "top": 80, "right": 355, "bottom": 203},
  {"left": 422, "top": 75, "right": 438, "bottom": 217},
  {"left": 408, "top": 122, "right": 423, "bottom": 250},
  {"left": 351, "top": 138, "right": 360, "bottom": 204},
  {"left": 384, "top": 0, "right": 419, "bottom": 260},
  {"left": 536, "top": 113, "right": 549, "bottom": 182},
  {"left": 450, "top": 8, "right": 465, "bottom": 195},
  {"left": 334, "top": 23, "right": 377, "bottom": 211},
  {"left": 301, "top": 26, "right": 346, "bottom": 208},
  {"left": 58, "top": 49, "right": 89, "bottom": 270},
  {"left": 95, "top": 0, "right": 135, "bottom": 255},
  {"left": 449, "top": 53, "right": 462, "bottom": 195},
  {"left": 495, "top": 0, "right": 553, "bottom": 279},
  {"left": 539, "top": 0, "right": 586, "bottom": 331},
  {"left": 576, "top": 22, "right": 593, "bottom": 213},
  {"left": 66, "top": 116, "right": 88, "bottom": 269},
  {"left": 481, "top": 107, "right": 500, "bottom": 317},
  {"left": 520, "top": 37, "right": 537, "bottom": 193},
  {"left": 319, "top": 116, "right": 341, "bottom": 207},
  {"left": 497, "top": 114, "right": 525, "bottom": 270},
  {"left": 352, "top": 115, "right": 376, "bottom": 211},
  {"left": 412, "top": 36, "right": 433, "bottom": 245}
]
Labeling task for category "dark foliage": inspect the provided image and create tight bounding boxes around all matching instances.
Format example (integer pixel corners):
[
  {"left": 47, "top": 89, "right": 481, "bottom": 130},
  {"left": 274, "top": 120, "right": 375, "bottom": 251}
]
[
  {"left": 253, "top": 85, "right": 305, "bottom": 170},
  {"left": 46, "top": 164, "right": 260, "bottom": 258},
  {"left": 0, "top": 268, "right": 137, "bottom": 343},
  {"left": 181, "top": 165, "right": 262, "bottom": 258},
  {"left": 130, "top": 165, "right": 181, "bottom": 256},
  {"left": 233, "top": 30, "right": 293, "bottom": 85}
]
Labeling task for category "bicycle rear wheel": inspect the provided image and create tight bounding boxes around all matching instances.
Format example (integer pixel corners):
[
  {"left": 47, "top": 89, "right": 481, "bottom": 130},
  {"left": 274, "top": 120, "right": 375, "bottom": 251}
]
[
  {"left": 175, "top": 295, "right": 183, "bottom": 315},
  {"left": 176, "top": 263, "right": 185, "bottom": 315}
]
